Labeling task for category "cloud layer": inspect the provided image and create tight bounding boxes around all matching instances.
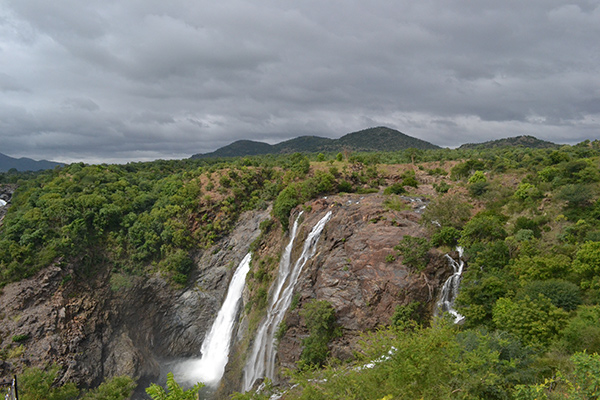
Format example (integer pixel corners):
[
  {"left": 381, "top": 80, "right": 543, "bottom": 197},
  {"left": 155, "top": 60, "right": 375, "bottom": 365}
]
[{"left": 1, "top": 0, "right": 599, "bottom": 163}]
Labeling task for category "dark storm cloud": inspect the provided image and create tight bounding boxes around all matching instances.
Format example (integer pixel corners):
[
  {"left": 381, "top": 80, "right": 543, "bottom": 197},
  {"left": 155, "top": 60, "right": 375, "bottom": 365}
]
[{"left": 0, "top": 0, "right": 599, "bottom": 163}]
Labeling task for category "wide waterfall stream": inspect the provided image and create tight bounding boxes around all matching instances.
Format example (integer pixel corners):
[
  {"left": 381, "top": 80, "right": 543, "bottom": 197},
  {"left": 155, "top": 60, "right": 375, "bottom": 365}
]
[
  {"left": 243, "top": 211, "right": 332, "bottom": 391},
  {"left": 436, "top": 246, "right": 465, "bottom": 324},
  {"left": 173, "top": 252, "right": 252, "bottom": 387}
]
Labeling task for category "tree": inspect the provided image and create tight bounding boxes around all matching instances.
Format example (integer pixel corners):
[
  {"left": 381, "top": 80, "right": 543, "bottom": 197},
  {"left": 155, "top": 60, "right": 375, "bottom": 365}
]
[
  {"left": 492, "top": 295, "right": 568, "bottom": 347},
  {"left": 299, "top": 300, "right": 339, "bottom": 367},
  {"left": 19, "top": 365, "right": 79, "bottom": 400},
  {"left": 572, "top": 241, "right": 600, "bottom": 290},
  {"left": 81, "top": 376, "right": 136, "bottom": 400},
  {"left": 145, "top": 372, "right": 204, "bottom": 400},
  {"left": 421, "top": 194, "right": 472, "bottom": 231},
  {"left": 394, "top": 236, "right": 431, "bottom": 271},
  {"left": 459, "top": 214, "right": 507, "bottom": 247}
]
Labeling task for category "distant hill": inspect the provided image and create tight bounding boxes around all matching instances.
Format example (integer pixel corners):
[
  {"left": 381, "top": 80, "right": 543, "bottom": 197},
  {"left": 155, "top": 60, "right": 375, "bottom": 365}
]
[
  {"left": 0, "top": 153, "right": 63, "bottom": 172},
  {"left": 459, "top": 135, "right": 558, "bottom": 150},
  {"left": 191, "top": 126, "right": 439, "bottom": 158}
]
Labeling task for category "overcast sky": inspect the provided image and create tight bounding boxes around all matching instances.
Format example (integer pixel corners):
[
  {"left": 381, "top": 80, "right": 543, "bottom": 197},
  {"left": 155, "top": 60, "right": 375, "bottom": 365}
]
[{"left": 1, "top": 0, "right": 599, "bottom": 164}]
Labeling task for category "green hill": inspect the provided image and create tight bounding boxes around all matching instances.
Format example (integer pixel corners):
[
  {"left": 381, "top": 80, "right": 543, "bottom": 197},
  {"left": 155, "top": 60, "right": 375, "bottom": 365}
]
[
  {"left": 459, "top": 135, "right": 558, "bottom": 150},
  {"left": 191, "top": 126, "right": 439, "bottom": 158}
]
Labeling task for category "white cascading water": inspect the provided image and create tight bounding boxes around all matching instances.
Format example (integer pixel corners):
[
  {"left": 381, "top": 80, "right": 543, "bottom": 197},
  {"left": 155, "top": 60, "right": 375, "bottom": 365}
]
[
  {"left": 174, "top": 252, "right": 252, "bottom": 387},
  {"left": 243, "top": 211, "right": 332, "bottom": 391},
  {"left": 436, "top": 246, "right": 465, "bottom": 324}
]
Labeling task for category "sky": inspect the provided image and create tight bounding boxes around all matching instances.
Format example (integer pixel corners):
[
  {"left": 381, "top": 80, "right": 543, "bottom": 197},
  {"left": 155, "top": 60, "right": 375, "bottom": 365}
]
[{"left": 0, "top": 0, "right": 599, "bottom": 164}]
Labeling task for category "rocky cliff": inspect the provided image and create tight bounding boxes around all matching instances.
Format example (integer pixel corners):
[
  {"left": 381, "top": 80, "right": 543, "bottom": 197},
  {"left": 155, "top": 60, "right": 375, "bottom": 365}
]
[
  {"left": 0, "top": 208, "right": 268, "bottom": 394},
  {"left": 218, "top": 193, "right": 451, "bottom": 397},
  {"left": 1, "top": 190, "right": 452, "bottom": 398}
]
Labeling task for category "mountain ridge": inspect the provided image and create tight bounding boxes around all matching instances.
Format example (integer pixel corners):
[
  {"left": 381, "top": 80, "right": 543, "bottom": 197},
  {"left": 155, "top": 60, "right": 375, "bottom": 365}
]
[
  {"left": 0, "top": 152, "right": 63, "bottom": 172},
  {"left": 458, "top": 135, "right": 558, "bottom": 150},
  {"left": 191, "top": 126, "right": 440, "bottom": 158}
]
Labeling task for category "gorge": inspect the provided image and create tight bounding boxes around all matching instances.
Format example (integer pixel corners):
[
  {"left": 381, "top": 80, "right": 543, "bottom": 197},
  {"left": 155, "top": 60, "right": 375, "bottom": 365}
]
[{"left": 0, "top": 190, "right": 451, "bottom": 399}]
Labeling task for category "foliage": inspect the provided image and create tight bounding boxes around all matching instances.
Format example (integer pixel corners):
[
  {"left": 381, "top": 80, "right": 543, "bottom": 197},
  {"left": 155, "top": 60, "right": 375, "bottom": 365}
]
[
  {"left": 456, "top": 272, "right": 511, "bottom": 328},
  {"left": 431, "top": 226, "right": 461, "bottom": 247},
  {"left": 492, "top": 295, "right": 569, "bottom": 347},
  {"left": 510, "top": 253, "right": 572, "bottom": 283},
  {"left": 290, "top": 321, "right": 536, "bottom": 400},
  {"left": 18, "top": 364, "right": 135, "bottom": 400},
  {"left": 450, "top": 159, "right": 486, "bottom": 180},
  {"left": 383, "top": 182, "right": 406, "bottom": 195},
  {"left": 514, "top": 352, "right": 600, "bottom": 400},
  {"left": 19, "top": 365, "right": 79, "bottom": 400},
  {"left": 421, "top": 193, "right": 472, "bottom": 231},
  {"left": 572, "top": 240, "right": 600, "bottom": 290},
  {"left": 391, "top": 301, "right": 422, "bottom": 328},
  {"left": 299, "top": 300, "right": 340, "bottom": 368},
  {"left": 12, "top": 333, "right": 29, "bottom": 342},
  {"left": 145, "top": 372, "right": 204, "bottom": 400},
  {"left": 394, "top": 236, "right": 431, "bottom": 271},
  {"left": 80, "top": 376, "right": 136, "bottom": 400},
  {"left": 517, "top": 279, "right": 581, "bottom": 312},
  {"left": 459, "top": 214, "right": 507, "bottom": 247},
  {"left": 558, "top": 305, "right": 600, "bottom": 354}
]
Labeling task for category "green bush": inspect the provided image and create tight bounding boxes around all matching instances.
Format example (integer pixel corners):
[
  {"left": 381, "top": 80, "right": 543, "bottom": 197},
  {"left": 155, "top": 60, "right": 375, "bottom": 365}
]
[
  {"left": 492, "top": 295, "right": 568, "bottom": 347},
  {"left": 518, "top": 279, "right": 581, "bottom": 312},
  {"left": 431, "top": 226, "right": 461, "bottom": 247},
  {"left": 383, "top": 182, "right": 406, "bottom": 195},
  {"left": 12, "top": 334, "right": 29, "bottom": 342},
  {"left": 421, "top": 194, "right": 472, "bottom": 231},
  {"left": 299, "top": 300, "right": 339, "bottom": 367},
  {"left": 559, "top": 305, "right": 600, "bottom": 354},
  {"left": 394, "top": 236, "right": 431, "bottom": 271}
]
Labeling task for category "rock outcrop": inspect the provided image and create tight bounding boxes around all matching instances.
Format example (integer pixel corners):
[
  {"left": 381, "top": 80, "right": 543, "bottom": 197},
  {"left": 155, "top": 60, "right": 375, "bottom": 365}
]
[
  {"left": 219, "top": 193, "right": 450, "bottom": 397},
  {"left": 0, "top": 208, "right": 269, "bottom": 393},
  {"left": 1, "top": 191, "right": 453, "bottom": 398}
]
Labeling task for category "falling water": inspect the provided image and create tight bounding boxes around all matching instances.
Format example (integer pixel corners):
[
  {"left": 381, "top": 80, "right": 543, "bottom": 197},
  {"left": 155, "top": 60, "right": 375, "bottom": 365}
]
[
  {"left": 436, "top": 246, "right": 465, "bottom": 324},
  {"left": 174, "top": 252, "right": 252, "bottom": 387},
  {"left": 243, "top": 211, "right": 332, "bottom": 391}
]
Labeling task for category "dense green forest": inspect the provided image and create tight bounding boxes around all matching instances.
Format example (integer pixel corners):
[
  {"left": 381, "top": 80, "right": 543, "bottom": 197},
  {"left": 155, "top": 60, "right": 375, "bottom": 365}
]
[{"left": 2, "top": 139, "right": 600, "bottom": 399}]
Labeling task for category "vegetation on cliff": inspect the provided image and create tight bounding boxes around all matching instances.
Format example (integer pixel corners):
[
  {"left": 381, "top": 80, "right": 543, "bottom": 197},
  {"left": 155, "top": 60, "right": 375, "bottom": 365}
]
[{"left": 2, "top": 138, "right": 600, "bottom": 399}]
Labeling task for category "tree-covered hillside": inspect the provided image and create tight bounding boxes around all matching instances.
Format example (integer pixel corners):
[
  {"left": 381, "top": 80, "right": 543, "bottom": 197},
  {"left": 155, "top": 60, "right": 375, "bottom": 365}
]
[
  {"left": 2, "top": 139, "right": 600, "bottom": 399},
  {"left": 191, "top": 126, "right": 439, "bottom": 158}
]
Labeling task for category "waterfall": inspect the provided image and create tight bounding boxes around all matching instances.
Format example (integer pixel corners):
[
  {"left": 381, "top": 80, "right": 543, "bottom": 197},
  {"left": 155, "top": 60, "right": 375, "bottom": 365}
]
[
  {"left": 243, "top": 211, "right": 332, "bottom": 391},
  {"left": 174, "top": 252, "right": 252, "bottom": 387},
  {"left": 436, "top": 246, "right": 465, "bottom": 324}
]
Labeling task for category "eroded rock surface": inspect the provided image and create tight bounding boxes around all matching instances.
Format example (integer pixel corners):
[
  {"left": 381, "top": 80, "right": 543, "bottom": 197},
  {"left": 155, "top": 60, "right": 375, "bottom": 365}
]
[
  {"left": 0, "top": 208, "right": 268, "bottom": 391},
  {"left": 274, "top": 194, "right": 448, "bottom": 372}
]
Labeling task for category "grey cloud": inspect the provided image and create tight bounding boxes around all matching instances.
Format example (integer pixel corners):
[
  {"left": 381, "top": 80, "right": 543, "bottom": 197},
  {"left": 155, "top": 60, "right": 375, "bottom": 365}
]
[{"left": 1, "top": 0, "right": 599, "bottom": 163}]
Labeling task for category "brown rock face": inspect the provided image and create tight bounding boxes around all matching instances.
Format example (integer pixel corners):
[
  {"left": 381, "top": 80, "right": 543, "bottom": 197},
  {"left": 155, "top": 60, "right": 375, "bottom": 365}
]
[
  {"left": 220, "top": 193, "right": 451, "bottom": 397},
  {"left": 267, "top": 193, "right": 448, "bottom": 375},
  {"left": 0, "top": 208, "right": 269, "bottom": 392}
]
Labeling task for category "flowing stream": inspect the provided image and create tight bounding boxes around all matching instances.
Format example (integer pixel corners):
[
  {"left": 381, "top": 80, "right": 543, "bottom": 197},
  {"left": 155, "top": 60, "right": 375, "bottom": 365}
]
[
  {"left": 174, "top": 252, "right": 252, "bottom": 387},
  {"left": 436, "top": 246, "right": 465, "bottom": 324},
  {"left": 243, "top": 211, "right": 332, "bottom": 391}
]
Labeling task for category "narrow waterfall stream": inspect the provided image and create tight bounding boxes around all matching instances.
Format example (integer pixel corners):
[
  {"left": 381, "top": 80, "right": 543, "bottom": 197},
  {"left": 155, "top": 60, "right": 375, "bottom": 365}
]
[
  {"left": 436, "top": 246, "right": 465, "bottom": 324},
  {"left": 243, "top": 211, "right": 332, "bottom": 391},
  {"left": 174, "top": 252, "right": 252, "bottom": 387}
]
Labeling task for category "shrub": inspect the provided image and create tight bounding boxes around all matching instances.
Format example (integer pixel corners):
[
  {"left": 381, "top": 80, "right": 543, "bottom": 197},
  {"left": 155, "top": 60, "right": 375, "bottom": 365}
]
[
  {"left": 518, "top": 279, "right": 581, "bottom": 311},
  {"left": 299, "top": 300, "right": 339, "bottom": 367},
  {"left": 468, "top": 171, "right": 487, "bottom": 184},
  {"left": 559, "top": 305, "right": 600, "bottom": 354},
  {"left": 460, "top": 214, "right": 507, "bottom": 247},
  {"left": 433, "top": 181, "right": 451, "bottom": 194},
  {"left": 383, "top": 183, "right": 406, "bottom": 195},
  {"left": 394, "top": 236, "right": 431, "bottom": 271},
  {"left": 431, "top": 226, "right": 461, "bottom": 247},
  {"left": 12, "top": 334, "right": 29, "bottom": 342},
  {"left": 421, "top": 194, "right": 472, "bottom": 231},
  {"left": 468, "top": 181, "right": 490, "bottom": 197},
  {"left": 492, "top": 295, "right": 568, "bottom": 347}
]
